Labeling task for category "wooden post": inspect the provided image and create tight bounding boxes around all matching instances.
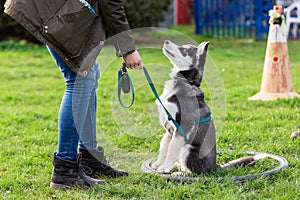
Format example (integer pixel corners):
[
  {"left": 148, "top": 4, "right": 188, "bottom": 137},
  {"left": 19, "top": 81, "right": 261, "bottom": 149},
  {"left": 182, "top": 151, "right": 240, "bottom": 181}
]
[{"left": 249, "top": 5, "right": 300, "bottom": 101}]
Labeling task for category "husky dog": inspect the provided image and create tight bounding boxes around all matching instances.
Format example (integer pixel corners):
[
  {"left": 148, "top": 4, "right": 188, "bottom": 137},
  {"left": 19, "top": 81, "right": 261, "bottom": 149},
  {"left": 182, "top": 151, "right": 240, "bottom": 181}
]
[{"left": 151, "top": 40, "right": 217, "bottom": 174}]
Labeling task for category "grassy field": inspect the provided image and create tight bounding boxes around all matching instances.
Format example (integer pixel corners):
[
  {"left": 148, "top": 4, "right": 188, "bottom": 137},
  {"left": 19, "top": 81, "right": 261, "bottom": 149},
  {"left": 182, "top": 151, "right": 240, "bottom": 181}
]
[{"left": 0, "top": 28, "right": 300, "bottom": 199}]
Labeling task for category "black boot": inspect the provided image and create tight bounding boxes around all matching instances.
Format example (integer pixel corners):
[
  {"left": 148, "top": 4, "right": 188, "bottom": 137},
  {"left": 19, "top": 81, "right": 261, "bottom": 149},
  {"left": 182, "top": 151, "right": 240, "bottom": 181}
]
[
  {"left": 79, "top": 147, "right": 129, "bottom": 178},
  {"left": 50, "top": 153, "right": 106, "bottom": 189}
]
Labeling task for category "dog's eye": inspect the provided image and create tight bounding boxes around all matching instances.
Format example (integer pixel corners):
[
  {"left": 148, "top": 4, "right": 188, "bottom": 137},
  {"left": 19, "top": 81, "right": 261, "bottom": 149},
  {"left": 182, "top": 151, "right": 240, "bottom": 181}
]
[
  {"left": 179, "top": 47, "right": 197, "bottom": 58},
  {"left": 179, "top": 47, "right": 188, "bottom": 56}
]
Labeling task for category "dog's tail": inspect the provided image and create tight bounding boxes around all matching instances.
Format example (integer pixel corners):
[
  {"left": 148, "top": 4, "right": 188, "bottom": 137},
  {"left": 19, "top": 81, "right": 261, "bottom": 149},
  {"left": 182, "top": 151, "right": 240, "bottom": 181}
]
[{"left": 220, "top": 154, "right": 264, "bottom": 169}]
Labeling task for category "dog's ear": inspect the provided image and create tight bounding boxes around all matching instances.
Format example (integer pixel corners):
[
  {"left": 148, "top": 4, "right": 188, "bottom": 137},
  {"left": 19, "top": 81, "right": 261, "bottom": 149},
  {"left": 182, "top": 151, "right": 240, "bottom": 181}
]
[
  {"left": 196, "top": 41, "right": 209, "bottom": 79},
  {"left": 197, "top": 41, "right": 210, "bottom": 55}
]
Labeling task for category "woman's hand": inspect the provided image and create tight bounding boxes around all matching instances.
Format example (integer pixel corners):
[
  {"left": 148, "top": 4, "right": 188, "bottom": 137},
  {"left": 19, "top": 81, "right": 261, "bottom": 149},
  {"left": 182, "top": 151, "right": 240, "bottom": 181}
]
[{"left": 123, "top": 50, "right": 144, "bottom": 69}]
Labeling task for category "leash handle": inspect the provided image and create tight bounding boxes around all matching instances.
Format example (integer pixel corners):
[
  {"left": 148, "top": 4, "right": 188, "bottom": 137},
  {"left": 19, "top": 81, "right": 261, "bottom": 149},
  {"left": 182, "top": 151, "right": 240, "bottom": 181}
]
[{"left": 118, "top": 63, "right": 134, "bottom": 108}]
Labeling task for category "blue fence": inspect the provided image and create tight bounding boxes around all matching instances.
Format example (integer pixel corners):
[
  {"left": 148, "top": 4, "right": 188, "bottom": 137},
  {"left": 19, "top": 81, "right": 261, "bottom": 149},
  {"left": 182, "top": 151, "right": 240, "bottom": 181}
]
[{"left": 194, "top": 0, "right": 274, "bottom": 39}]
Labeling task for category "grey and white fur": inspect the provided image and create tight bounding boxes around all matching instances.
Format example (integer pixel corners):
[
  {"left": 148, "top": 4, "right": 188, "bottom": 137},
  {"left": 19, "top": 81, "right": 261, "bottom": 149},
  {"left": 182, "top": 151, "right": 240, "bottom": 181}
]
[{"left": 152, "top": 40, "right": 217, "bottom": 174}]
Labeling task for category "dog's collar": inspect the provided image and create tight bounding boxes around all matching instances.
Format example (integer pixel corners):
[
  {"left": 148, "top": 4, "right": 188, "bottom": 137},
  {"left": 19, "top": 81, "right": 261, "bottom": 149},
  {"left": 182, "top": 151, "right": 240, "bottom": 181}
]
[{"left": 197, "top": 116, "right": 213, "bottom": 124}]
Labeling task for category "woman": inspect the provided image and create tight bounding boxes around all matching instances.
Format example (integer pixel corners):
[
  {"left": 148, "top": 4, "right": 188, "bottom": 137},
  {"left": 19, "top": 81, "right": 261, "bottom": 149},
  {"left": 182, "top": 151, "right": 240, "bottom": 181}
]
[{"left": 4, "top": 0, "right": 143, "bottom": 189}]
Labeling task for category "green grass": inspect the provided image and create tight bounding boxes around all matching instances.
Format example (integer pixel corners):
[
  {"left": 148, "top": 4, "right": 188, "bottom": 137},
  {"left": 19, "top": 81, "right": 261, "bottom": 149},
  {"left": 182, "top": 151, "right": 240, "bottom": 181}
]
[{"left": 0, "top": 28, "right": 300, "bottom": 199}]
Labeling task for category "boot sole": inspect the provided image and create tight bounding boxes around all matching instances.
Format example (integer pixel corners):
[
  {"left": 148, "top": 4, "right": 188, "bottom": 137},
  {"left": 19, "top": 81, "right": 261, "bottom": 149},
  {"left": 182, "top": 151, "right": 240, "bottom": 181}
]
[
  {"left": 50, "top": 181, "right": 106, "bottom": 189},
  {"left": 50, "top": 182, "right": 72, "bottom": 189}
]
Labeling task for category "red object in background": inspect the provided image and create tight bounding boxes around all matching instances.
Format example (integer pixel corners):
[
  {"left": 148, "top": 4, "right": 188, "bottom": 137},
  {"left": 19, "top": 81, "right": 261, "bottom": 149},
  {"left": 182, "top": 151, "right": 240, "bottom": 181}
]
[{"left": 175, "top": 0, "right": 193, "bottom": 25}]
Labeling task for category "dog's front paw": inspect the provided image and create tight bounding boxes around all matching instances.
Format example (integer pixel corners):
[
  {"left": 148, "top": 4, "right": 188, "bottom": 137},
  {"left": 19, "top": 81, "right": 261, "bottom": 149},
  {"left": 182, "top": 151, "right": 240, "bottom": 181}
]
[
  {"left": 156, "top": 164, "right": 174, "bottom": 173},
  {"left": 151, "top": 160, "right": 161, "bottom": 169}
]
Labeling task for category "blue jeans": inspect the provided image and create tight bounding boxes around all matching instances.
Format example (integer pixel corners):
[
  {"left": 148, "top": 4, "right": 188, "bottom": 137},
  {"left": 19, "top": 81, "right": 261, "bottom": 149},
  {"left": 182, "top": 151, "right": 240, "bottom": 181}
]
[{"left": 47, "top": 47, "right": 100, "bottom": 161}]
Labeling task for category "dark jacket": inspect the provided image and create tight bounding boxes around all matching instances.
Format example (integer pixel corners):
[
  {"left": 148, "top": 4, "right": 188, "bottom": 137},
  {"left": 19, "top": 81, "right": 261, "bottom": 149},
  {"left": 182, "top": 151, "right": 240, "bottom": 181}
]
[{"left": 4, "top": 0, "right": 135, "bottom": 76}]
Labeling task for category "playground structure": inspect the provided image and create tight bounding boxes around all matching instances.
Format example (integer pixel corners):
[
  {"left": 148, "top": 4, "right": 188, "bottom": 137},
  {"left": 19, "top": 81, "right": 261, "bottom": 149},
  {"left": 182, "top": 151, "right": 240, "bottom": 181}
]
[
  {"left": 194, "top": 0, "right": 300, "bottom": 39},
  {"left": 285, "top": 1, "right": 300, "bottom": 38},
  {"left": 194, "top": 0, "right": 274, "bottom": 39}
]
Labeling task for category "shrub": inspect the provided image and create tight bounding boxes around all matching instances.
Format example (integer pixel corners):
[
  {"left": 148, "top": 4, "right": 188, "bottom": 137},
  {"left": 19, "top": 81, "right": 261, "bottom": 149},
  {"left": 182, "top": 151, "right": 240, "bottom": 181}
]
[{"left": 125, "top": 0, "right": 172, "bottom": 28}]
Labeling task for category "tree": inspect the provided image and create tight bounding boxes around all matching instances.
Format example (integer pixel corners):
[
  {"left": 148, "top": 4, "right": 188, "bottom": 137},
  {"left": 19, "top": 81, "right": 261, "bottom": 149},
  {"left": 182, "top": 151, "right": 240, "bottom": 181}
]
[
  {"left": 0, "top": 0, "right": 39, "bottom": 42},
  {"left": 125, "top": 0, "right": 172, "bottom": 28}
]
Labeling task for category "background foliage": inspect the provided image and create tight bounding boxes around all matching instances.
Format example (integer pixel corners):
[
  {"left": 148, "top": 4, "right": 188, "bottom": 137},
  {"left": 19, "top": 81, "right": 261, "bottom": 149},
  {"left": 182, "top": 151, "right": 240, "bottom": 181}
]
[
  {"left": 125, "top": 0, "right": 172, "bottom": 28},
  {"left": 0, "top": 0, "right": 28, "bottom": 41}
]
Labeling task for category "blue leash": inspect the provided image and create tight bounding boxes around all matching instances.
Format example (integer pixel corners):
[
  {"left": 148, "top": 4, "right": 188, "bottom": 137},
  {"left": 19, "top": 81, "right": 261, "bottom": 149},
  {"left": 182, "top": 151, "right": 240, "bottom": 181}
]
[
  {"left": 142, "top": 67, "right": 188, "bottom": 140},
  {"left": 118, "top": 63, "right": 212, "bottom": 140}
]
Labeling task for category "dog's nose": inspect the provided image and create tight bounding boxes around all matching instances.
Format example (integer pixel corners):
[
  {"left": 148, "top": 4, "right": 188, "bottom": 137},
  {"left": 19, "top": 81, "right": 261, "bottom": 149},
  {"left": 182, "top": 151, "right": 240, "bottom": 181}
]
[{"left": 165, "top": 40, "right": 170, "bottom": 44}]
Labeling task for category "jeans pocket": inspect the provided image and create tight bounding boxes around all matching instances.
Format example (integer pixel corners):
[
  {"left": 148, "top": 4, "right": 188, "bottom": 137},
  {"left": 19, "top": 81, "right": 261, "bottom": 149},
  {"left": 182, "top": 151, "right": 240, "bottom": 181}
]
[{"left": 44, "top": 4, "right": 97, "bottom": 58}]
